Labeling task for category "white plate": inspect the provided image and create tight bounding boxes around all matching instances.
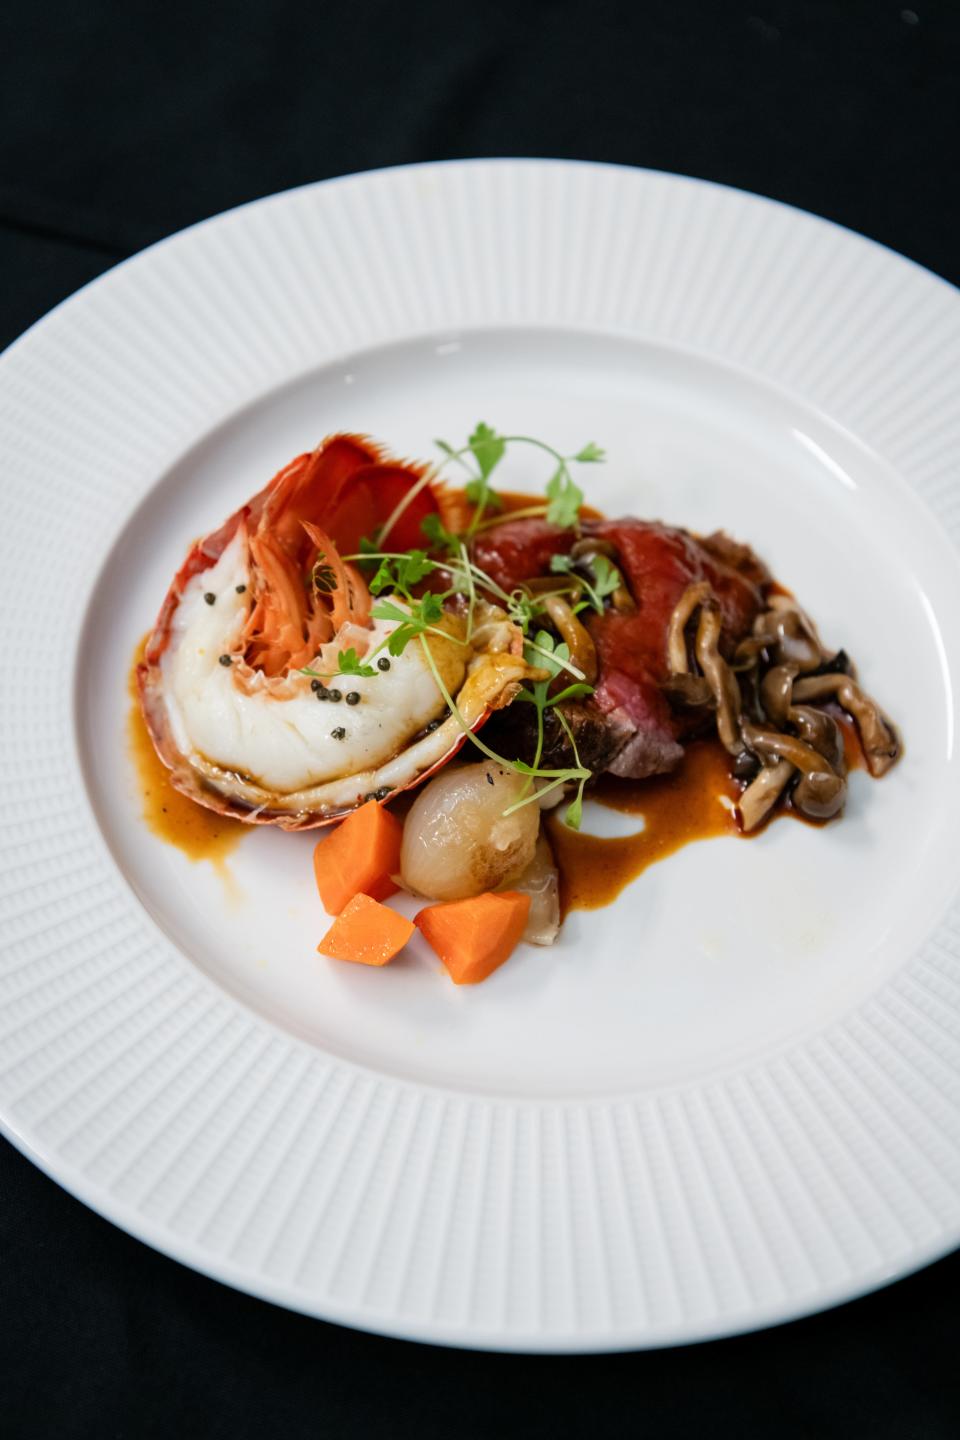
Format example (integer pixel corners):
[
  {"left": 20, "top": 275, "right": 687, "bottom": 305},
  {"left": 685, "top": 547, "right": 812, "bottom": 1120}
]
[{"left": 3, "top": 160, "right": 960, "bottom": 1352}]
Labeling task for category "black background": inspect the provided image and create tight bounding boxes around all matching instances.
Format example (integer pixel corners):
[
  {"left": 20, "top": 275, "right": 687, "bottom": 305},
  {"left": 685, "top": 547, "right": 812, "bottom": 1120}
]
[{"left": 3, "top": 2, "right": 960, "bottom": 1435}]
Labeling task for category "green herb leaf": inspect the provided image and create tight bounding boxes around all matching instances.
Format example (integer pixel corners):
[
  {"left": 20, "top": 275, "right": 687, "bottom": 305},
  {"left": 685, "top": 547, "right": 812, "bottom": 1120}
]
[
  {"left": 564, "top": 789, "right": 585, "bottom": 829},
  {"left": 524, "top": 630, "right": 571, "bottom": 679},
  {"left": 416, "top": 592, "right": 444, "bottom": 625},
  {"left": 465, "top": 474, "right": 504, "bottom": 512},
  {"left": 545, "top": 466, "right": 584, "bottom": 529},
  {"left": 369, "top": 558, "right": 396, "bottom": 596},
  {"left": 434, "top": 438, "right": 459, "bottom": 459},
  {"left": 547, "top": 682, "right": 594, "bottom": 706},
  {"left": 336, "top": 647, "right": 377, "bottom": 678},
  {"left": 372, "top": 592, "right": 446, "bottom": 658},
  {"left": 370, "top": 598, "right": 410, "bottom": 625},
  {"left": 395, "top": 549, "right": 435, "bottom": 588},
  {"left": 468, "top": 421, "right": 506, "bottom": 480},
  {"left": 506, "top": 589, "right": 543, "bottom": 635},
  {"left": 573, "top": 442, "right": 605, "bottom": 463},
  {"left": 462, "top": 421, "right": 506, "bottom": 521},
  {"left": 550, "top": 550, "right": 621, "bottom": 614},
  {"left": 420, "top": 512, "right": 461, "bottom": 554},
  {"left": 590, "top": 554, "right": 620, "bottom": 602}
]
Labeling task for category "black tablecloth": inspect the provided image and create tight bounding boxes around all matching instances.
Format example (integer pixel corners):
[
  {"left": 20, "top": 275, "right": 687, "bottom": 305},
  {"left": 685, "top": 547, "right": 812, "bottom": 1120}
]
[{"left": 3, "top": 3, "right": 959, "bottom": 1435}]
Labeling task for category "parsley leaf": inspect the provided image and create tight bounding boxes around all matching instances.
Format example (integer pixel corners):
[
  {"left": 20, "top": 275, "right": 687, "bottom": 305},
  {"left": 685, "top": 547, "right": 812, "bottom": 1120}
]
[
  {"left": 421, "top": 512, "right": 461, "bottom": 554},
  {"left": 336, "top": 647, "right": 377, "bottom": 678},
  {"left": 523, "top": 630, "right": 571, "bottom": 678},
  {"left": 396, "top": 549, "right": 434, "bottom": 588},
  {"left": 550, "top": 551, "right": 621, "bottom": 613},
  {"left": 369, "top": 558, "right": 396, "bottom": 596},
  {"left": 468, "top": 421, "right": 506, "bottom": 480},
  {"left": 573, "top": 442, "right": 605, "bottom": 464},
  {"left": 372, "top": 592, "right": 446, "bottom": 657},
  {"left": 545, "top": 466, "right": 584, "bottom": 529}
]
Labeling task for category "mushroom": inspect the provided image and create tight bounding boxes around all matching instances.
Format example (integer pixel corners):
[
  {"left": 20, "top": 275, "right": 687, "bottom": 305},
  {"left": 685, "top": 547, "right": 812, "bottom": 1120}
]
[
  {"left": 752, "top": 596, "right": 829, "bottom": 673},
  {"left": 695, "top": 601, "right": 744, "bottom": 755},
  {"left": 661, "top": 673, "right": 716, "bottom": 711},
  {"left": 666, "top": 581, "right": 712, "bottom": 674},
  {"left": 760, "top": 664, "right": 799, "bottom": 728},
  {"left": 793, "top": 766, "right": 847, "bottom": 821},
  {"left": 790, "top": 705, "right": 844, "bottom": 771},
  {"left": 731, "top": 635, "right": 770, "bottom": 671},
  {"left": 738, "top": 759, "right": 793, "bottom": 832},
  {"left": 541, "top": 595, "right": 598, "bottom": 685},
  {"left": 570, "top": 537, "right": 617, "bottom": 561},
  {"left": 742, "top": 721, "right": 846, "bottom": 821},
  {"left": 792, "top": 674, "right": 899, "bottom": 776}
]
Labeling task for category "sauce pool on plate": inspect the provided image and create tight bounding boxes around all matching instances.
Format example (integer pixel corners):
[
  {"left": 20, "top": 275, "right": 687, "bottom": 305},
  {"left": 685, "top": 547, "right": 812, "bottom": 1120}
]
[
  {"left": 128, "top": 638, "right": 245, "bottom": 866},
  {"left": 546, "top": 739, "right": 739, "bottom": 915}
]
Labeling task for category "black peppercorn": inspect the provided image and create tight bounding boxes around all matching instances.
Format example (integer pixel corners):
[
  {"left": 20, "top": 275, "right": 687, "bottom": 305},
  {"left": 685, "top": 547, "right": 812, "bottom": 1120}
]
[
  {"left": 345, "top": 692, "right": 360, "bottom": 706},
  {"left": 328, "top": 689, "right": 342, "bottom": 703},
  {"left": 235, "top": 583, "right": 246, "bottom": 594},
  {"left": 331, "top": 726, "right": 346, "bottom": 740},
  {"left": 377, "top": 657, "right": 391, "bottom": 672},
  {"left": 204, "top": 592, "right": 216, "bottom": 606},
  {"left": 219, "top": 654, "right": 232, "bottom": 666}
]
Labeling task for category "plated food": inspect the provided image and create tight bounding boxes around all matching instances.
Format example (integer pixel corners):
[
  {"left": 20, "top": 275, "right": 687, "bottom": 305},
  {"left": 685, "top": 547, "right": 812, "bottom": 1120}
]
[{"left": 138, "top": 424, "right": 900, "bottom": 982}]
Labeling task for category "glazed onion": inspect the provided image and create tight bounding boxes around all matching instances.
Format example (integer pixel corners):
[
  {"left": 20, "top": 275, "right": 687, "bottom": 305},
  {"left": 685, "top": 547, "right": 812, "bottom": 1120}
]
[
  {"left": 400, "top": 763, "right": 540, "bottom": 901},
  {"left": 509, "top": 834, "right": 561, "bottom": 946}
]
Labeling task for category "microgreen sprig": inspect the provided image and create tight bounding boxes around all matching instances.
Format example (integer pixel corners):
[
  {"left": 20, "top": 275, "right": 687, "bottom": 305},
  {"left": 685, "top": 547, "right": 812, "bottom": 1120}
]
[
  {"left": 376, "top": 421, "right": 605, "bottom": 548},
  {"left": 550, "top": 552, "right": 621, "bottom": 615},
  {"left": 303, "top": 421, "right": 608, "bottom": 828}
]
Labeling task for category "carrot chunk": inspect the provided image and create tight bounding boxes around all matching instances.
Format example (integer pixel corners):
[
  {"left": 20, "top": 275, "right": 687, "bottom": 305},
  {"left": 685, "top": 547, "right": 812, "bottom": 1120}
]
[
  {"left": 313, "top": 800, "right": 402, "bottom": 914},
  {"left": 317, "top": 892, "right": 415, "bottom": 967},
  {"left": 414, "top": 891, "right": 531, "bottom": 984}
]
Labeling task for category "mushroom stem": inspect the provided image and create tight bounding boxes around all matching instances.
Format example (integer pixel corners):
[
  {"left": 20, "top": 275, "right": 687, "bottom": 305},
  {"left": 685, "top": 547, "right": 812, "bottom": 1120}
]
[
  {"left": 661, "top": 673, "right": 716, "bottom": 710},
  {"left": 731, "top": 636, "right": 770, "bottom": 670},
  {"left": 695, "top": 602, "right": 744, "bottom": 755},
  {"left": 742, "top": 722, "right": 836, "bottom": 776},
  {"left": 541, "top": 595, "right": 598, "bottom": 685},
  {"left": 791, "top": 674, "right": 900, "bottom": 776},
  {"left": 666, "top": 581, "right": 712, "bottom": 674},
  {"left": 790, "top": 704, "right": 844, "bottom": 771},
  {"left": 760, "top": 664, "right": 798, "bottom": 728},
  {"left": 742, "top": 720, "right": 846, "bottom": 821},
  {"left": 738, "top": 760, "right": 793, "bottom": 832},
  {"left": 752, "top": 598, "right": 829, "bottom": 673}
]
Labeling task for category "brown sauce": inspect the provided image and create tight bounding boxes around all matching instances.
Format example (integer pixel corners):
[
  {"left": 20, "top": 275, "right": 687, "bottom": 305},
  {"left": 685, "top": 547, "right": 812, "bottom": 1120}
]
[
  {"left": 546, "top": 739, "right": 740, "bottom": 915},
  {"left": 128, "top": 639, "right": 246, "bottom": 866},
  {"left": 547, "top": 713, "right": 867, "bottom": 915}
]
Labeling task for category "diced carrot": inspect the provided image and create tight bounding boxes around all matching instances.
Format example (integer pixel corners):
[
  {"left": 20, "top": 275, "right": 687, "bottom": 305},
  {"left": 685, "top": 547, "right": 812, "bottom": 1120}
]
[
  {"left": 313, "top": 800, "right": 403, "bottom": 914},
  {"left": 317, "top": 892, "right": 415, "bottom": 967},
  {"left": 414, "top": 891, "right": 532, "bottom": 985}
]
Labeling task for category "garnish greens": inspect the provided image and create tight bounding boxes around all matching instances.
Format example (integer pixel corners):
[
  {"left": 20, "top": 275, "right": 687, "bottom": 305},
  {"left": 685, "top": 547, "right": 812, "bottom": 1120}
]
[
  {"left": 305, "top": 422, "right": 610, "bottom": 827},
  {"left": 375, "top": 421, "right": 604, "bottom": 549},
  {"left": 550, "top": 551, "right": 622, "bottom": 615},
  {"left": 334, "top": 647, "right": 377, "bottom": 678}
]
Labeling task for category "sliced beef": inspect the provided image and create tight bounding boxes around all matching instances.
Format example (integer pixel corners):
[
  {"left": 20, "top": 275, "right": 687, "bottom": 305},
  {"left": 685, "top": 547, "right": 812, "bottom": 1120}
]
[{"left": 472, "top": 515, "right": 764, "bottom": 781}]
